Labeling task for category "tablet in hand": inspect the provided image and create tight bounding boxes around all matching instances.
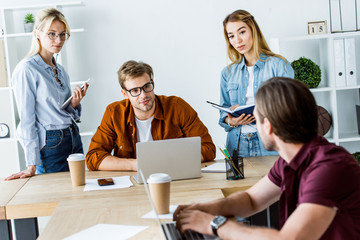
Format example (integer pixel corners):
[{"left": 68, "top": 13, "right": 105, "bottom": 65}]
[{"left": 61, "top": 78, "right": 91, "bottom": 110}]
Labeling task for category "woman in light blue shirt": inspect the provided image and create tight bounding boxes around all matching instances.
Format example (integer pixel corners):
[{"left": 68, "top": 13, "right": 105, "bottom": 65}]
[
  {"left": 219, "top": 10, "right": 294, "bottom": 158},
  {"left": 5, "top": 8, "right": 88, "bottom": 180}
]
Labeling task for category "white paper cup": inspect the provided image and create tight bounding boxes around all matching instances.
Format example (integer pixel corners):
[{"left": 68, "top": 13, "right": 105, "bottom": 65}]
[
  {"left": 147, "top": 173, "right": 171, "bottom": 214},
  {"left": 67, "top": 153, "right": 85, "bottom": 186}
]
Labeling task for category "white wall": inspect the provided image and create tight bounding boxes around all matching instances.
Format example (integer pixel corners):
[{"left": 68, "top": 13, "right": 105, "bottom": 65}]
[{"left": 3, "top": 0, "right": 330, "bottom": 159}]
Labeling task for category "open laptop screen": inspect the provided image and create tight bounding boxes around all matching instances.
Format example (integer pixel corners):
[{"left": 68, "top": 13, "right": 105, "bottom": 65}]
[{"left": 134, "top": 137, "right": 201, "bottom": 184}]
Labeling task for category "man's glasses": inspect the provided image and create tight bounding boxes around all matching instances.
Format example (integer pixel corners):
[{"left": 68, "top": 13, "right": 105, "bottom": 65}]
[
  {"left": 47, "top": 32, "right": 70, "bottom": 41},
  {"left": 125, "top": 81, "right": 154, "bottom": 97}
]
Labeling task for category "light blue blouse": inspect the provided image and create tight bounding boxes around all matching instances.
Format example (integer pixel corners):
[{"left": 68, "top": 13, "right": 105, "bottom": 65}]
[
  {"left": 12, "top": 54, "right": 81, "bottom": 166},
  {"left": 219, "top": 54, "right": 294, "bottom": 155}
]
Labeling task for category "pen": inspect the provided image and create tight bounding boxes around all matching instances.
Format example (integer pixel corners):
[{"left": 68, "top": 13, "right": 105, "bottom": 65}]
[
  {"left": 220, "top": 146, "right": 239, "bottom": 178},
  {"left": 218, "top": 146, "right": 230, "bottom": 159},
  {"left": 223, "top": 147, "right": 231, "bottom": 159}
]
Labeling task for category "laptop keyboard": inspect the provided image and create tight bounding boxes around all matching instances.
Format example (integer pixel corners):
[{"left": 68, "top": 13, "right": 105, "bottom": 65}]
[{"left": 162, "top": 222, "right": 218, "bottom": 240}]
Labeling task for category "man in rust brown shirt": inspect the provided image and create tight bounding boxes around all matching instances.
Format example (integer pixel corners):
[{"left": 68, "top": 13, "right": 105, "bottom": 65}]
[{"left": 86, "top": 60, "right": 216, "bottom": 171}]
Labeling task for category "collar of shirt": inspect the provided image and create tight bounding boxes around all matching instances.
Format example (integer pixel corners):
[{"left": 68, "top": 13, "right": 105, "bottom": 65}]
[
  {"left": 126, "top": 95, "right": 164, "bottom": 126},
  {"left": 280, "top": 136, "right": 327, "bottom": 171},
  {"left": 33, "top": 54, "right": 63, "bottom": 78},
  {"left": 239, "top": 53, "right": 269, "bottom": 70}
]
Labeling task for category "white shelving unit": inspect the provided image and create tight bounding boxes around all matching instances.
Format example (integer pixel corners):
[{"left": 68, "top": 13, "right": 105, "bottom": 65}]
[
  {"left": 0, "top": 2, "right": 93, "bottom": 177},
  {"left": 270, "top": 31, "right": 360, "bottom": 153}
]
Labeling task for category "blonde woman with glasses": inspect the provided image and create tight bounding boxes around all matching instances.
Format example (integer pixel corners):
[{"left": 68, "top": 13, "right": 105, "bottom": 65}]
[{"left": 5, "top": 8, "right": 88, "bottom": 180}]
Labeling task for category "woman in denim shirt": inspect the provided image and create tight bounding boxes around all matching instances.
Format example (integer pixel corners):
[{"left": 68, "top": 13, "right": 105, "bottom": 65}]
[
  {"left": 219, "top": 10, "right": 294, "bottom": 158},
  {"left": 5, "top": 8, "right": 88, "bottom": 180}
]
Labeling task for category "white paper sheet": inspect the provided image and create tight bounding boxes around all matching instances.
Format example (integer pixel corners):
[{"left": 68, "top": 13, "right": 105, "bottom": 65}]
[
  {"left": 201, "top": 162, "right": 225, "bottom": 173},
  {"left": 83, "top": 176, "right": 133, "bottom": 192},
  {"left": 63, "top": 224, "right": 148, "bottom": 240},
  {"left": 141, "top": 205, "right": 178, "bottom": 219}
]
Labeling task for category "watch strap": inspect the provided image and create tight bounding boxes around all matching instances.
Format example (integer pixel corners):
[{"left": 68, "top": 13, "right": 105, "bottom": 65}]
[{"left": 211, "top": 216, "right": 227, "bottom": 237}]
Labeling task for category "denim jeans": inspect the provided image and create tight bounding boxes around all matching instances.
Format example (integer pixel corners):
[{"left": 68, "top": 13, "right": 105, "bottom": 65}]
[
  {"left": 237, "top": 132, "right": 277, "bottom": 157},
  {"left": 37, "top": 124, "right": 83, "bottom": 174}
]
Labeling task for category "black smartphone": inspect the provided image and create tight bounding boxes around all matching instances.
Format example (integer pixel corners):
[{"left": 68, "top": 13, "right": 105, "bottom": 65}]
[{"left": 97, "top": 178, "right": 114, "bottom": 186}]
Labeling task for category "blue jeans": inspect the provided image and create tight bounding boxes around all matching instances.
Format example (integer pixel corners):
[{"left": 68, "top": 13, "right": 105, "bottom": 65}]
[
  {"left": 237, "top": 132, "right": 277, "bottom": 157},
  {"left": 37, "top": 124, "right": 83, "bottom": 174}
]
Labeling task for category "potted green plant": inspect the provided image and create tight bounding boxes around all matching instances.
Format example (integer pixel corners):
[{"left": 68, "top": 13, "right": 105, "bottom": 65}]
[
  {"left": 291, "top": 57, "right": 321, "bottom": 88},
  {"left": 24, "top": 13, "right": 35, "bottom": 33}
]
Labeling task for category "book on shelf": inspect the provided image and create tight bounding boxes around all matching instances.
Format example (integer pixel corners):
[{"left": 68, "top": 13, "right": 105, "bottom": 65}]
[
  {"left": 0, "top": 40, "right": 7, "bottom": 87},
  {"left": 207, "top": 101, "right": 255, "bottom": 117}
]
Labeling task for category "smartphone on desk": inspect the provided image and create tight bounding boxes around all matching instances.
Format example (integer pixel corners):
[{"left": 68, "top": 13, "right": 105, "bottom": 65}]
[{"left": 97, "top": 178, "right": 114, "bottom": 186}]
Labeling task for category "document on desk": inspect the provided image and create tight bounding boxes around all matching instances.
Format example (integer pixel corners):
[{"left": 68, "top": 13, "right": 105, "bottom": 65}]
[
  {"left": 141, "top": 205, "right": 178, "bottom": 219},
  {"left": 83, "top": 176, "right": 133, "bottom": 192},
  {"left": 63, "top": 224, "right": 148, "bottom": 240},
  {"left": 201, "top": 162, "right": 226, "bottom": 173}
]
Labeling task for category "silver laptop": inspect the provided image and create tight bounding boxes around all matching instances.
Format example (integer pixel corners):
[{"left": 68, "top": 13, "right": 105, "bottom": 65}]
[
  {"left": 133, "top": 137, "right": 201, "bottom": 184},
  {"left": 139, "top": 170, "right": 218, "bottom": 240}
]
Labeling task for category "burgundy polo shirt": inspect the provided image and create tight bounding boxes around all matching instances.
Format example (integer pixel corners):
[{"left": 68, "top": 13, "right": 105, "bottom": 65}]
[{"left": 268, "top": 136, "right": 360, "bottom": 239}]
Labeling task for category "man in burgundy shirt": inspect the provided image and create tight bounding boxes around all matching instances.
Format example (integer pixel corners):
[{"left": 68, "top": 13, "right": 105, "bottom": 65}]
[{"left": 174, "top": 77, "right": 360, "bottom": 239}]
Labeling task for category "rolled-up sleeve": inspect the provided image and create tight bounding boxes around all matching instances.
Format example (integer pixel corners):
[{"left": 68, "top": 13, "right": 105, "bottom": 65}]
[{"left": 65, "top": 103, "right": 81, "bottom": 121}]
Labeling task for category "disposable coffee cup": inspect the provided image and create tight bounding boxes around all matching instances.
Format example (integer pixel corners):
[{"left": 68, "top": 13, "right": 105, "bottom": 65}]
[
  {"left": 67, "top": 153, "right": 85, "bottom": 186},
  {"left": 147, "top": 173, "right": 171, "bottom": 214}
]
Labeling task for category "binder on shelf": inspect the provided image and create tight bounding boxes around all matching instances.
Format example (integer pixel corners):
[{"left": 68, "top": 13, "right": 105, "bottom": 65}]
[
  {"left": 330, "top": 0, "right": 342, "bottom": 32},
  {"left": 357, "top": 0, "right": 360, "bottom": 30},
  {"left": 333, "top": 39, "right": 346, "bottom": 87},
  {"left": 0, "top": 40, "right": 7, "bottom": 87},
  {"left": 329, "top": 0, "right": 357, "bottom": 32},
  {"left": 344, "top": 38, "right": 357, "bottom": 86},
  {"left": 340, "top": 0, "right": 357, "bottom": 31}
]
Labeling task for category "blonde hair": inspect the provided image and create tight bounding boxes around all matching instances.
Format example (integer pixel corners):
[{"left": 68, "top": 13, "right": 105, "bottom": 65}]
[
  {"left": 223, "top": 10, "right": 285, "bottom": 65},
  {"left": 26, "top": 8, "right": 70, "bottom": 58}
]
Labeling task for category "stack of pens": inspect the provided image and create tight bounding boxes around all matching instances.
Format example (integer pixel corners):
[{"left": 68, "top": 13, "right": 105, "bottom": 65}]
[{"left": 218, "top": 146, "right": 244, "bottom": 180}]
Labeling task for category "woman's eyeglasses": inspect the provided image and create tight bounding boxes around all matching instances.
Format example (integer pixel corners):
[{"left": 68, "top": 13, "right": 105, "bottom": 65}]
[{"left": 47, "top": 32, "right": 70, "bottom": 41}]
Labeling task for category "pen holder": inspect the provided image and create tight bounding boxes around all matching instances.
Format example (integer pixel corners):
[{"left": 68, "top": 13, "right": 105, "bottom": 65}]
[{"left": 225, "top": 156, "right": 244, "bottom": 180}]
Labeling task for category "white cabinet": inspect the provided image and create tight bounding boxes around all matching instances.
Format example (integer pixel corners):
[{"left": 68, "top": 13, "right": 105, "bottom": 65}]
[
  {"left": 270, "top": 32, "right": 360, "bottom": 154},
  {"left": 0, "top": 2, "right": 93, "bottom": 177}
]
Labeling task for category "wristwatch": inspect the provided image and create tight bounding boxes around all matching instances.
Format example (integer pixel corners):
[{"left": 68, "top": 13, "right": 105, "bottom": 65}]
[{"left": 210, "top": 215, "right": 227, "bottom": 237}]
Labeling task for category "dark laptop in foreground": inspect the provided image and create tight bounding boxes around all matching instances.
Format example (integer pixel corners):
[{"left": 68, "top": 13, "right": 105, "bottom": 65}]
[
  {"left": 140, "top": 170, "right": 218, "bottom": 240},
  {"left": 133, "top": 137, "right": 202, "bottom": 184}
]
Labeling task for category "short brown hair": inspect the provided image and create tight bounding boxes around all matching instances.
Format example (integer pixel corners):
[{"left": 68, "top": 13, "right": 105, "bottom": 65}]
[
  {"left": 255, "top": 77, "right": 318, "bottom": 143},
  {"left": 117, "top": 60, "right": 153, "bottom": 89}
]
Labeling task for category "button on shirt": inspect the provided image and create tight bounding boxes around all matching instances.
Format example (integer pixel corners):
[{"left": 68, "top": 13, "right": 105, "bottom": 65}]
[
  {"left": 12, "top": 54, "right": 81, "bottom": 166},
  {"left": 268, "top": 136, "right": 360, "bottom": 239}
]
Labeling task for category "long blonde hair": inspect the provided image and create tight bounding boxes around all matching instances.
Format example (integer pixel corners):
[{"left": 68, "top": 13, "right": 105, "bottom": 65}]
[
  {"left": 26, "top": 8, "right": 70, "bottom": 58},
  {"left": 223, "top": 10, "right": 285, "bottom": 64}
]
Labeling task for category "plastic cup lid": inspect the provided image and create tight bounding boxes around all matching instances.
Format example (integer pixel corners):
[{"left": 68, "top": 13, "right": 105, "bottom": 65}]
[
  {"left": 147, "top": 173, "right": 171, "bottom": 183},
  {"left": 67, "top": 153, "right": 85, "bottom": 161}
]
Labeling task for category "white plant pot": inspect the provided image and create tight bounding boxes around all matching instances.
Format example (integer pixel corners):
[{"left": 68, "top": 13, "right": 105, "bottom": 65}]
[{"left": 24, "top": 23, "right": 34, "bottom": 33}]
